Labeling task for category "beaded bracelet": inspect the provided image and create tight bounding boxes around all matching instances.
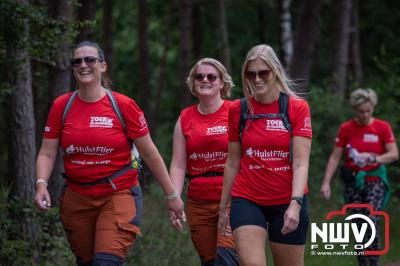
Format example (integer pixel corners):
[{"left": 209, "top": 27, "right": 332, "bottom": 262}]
[{"left": 166, "top": 191, "right": 178, "bottom": 200}]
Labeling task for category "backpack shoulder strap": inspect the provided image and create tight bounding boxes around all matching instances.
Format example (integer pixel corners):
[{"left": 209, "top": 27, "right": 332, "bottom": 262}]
[
  {"left": 239, "top": 98, "right": 248, "bottom": 143},
  {"left": 62, "top": 90, "right": 79, "bottom": 129},
  {"left": 278, "top": 92, "right": 292, "bottom": 133},
  {"left": 278, "top": 92, "right": 293, "bottom": 162},
  {"left": 105, "top": 89, "right": 126, "bottom": 130}
]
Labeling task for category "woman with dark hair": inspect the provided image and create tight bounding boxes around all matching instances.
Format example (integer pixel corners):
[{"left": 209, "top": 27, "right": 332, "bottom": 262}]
[{"left": 34, "top": 41, "right": 184, "bottom": 266}]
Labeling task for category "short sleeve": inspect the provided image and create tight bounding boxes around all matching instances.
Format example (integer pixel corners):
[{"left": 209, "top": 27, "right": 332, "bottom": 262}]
[
  {"left": 290, "top": 98, "right": 312, "bottom": 139},
  {"left": 43, "top": 94, "right": 70, "bottom": 139},
  {"left": 114, "top": 93, "right": 149, "bottom": 140},
  {"left": 335, "top": 123, "right": 347, "bottom": 147},
  {"left": 228, "top": 99, "right": 241, "bottom": 142},
  {"left": 382, "top": 121, "right": 396, "bottom": 144}
]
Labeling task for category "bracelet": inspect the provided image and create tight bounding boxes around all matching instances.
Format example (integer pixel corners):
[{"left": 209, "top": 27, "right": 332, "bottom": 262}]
[
  {"left": 35, "top": 179, "right": 48, "bottom": 189},
  {"left": 166, "top": 191, "right": 178, "bottom": 200}
]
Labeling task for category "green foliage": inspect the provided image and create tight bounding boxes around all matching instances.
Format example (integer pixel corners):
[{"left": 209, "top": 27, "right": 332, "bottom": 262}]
[{"left": 0, "top": 186, "right": 74, "bottom": 266}]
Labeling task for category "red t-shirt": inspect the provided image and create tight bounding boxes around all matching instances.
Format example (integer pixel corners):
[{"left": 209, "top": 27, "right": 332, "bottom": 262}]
[
  {"left": 43, "top": 91, "right": 149, "bottom": 196},
  {"left": 229, "top": 96, "right": 312, "bottom": 206},
  {"left": 335, "top": 118, "right": 395, "bottom": 172},
  {"left": 180, "top": 100, "right": 230, "bottom": 200}
]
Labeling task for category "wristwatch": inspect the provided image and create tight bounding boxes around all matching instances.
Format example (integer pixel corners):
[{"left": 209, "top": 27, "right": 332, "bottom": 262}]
[{"left": 291, "top": 196, "right": 303, "bottom": 206}]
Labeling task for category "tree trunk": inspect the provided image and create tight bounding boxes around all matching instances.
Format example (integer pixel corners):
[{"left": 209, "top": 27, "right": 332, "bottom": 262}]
[
  {"left": 257, "top": 0, "right": 268, "bottom": 43},
  {"left": 290, "top": 0, "right": 323, "bottom": 94},
  {"left": 349, "top": 0, "right": 363, "bottom": 87},
  {"left": 76, "top": 0, "right": 97, "bottom": 42},
  {"left": 191, "top": 0, "right": 202, "bottom": 60},
  {"left": 9, "top": 0, "right": 36, "bottom": 238},
  {"left": 331, "top": 0, "right": 353, "bottom": 98},
  {"left": 179, "top": 0, "right": 192, "bottom": 108},
  {"left": 103, "top": 0, "right": 113, "bottom": 78},
  {"left": 46, "top": 0, "right": 73, "bottom": 204},
  {"left": 138, "top": 0, "right": 153, "bottom": 131},
  {"left": 279, "top": 0, "right": 293, "bottom": 70},
  {"left": 217, "top": 0, "right": 231, "bottom": 73}
]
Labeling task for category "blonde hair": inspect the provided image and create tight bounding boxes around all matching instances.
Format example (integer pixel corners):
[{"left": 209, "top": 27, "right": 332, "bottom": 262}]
[
  {"left": 241, "top": 44, "right": 297, "bottom": 98},
  {"left": 350, "top": 88, "right": 378, "bottom": 108},
  {"left": 186, "top": 58, "right": 234, "bottom": 98}
]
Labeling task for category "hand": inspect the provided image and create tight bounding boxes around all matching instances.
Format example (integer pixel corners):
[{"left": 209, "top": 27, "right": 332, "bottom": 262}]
[
  {"left": 218, "top": 207, "right": 229, "bottom": 235},
  {"left": 168, "top": 209, "right": 186, "bottom": 232},
  {"left": 363, "top": 153, "right": 377, "bottom": 165},
  {"left": 281, "top": 201, "right": 300, "bottom": 235},
  {"left": 166, "top": 196, "right": 185, "bottom": 225},
  {"left": 320, "top": 183, "right": 331, "bottom": 200},
  {"left": 34, "top": 185, "right": 52, "bottom": 211}
]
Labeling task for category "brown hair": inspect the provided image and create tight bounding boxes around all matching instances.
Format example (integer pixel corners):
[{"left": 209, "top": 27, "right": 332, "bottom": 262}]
[{"left": 73, "top": 41, "right": 112, "bottom": 88}]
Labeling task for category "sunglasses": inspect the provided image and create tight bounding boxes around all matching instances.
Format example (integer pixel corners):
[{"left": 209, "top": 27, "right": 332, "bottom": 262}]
[
  {"left": 71, "top": 56, "right": 103, "bottom": 68},
  {"left": 245, "top": 70, "right": 272, "bottom": 81},
  {"left": 194, "top": 73, "right": 219, "bottom": 83}
]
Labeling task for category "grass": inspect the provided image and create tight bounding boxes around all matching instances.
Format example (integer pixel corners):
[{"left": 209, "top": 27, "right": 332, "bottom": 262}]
[{"left": 125, "top": 180, "right": 400, "bottom": 266}]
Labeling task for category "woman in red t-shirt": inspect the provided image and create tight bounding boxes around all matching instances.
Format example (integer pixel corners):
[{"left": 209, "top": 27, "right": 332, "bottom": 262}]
[
  {"left": 34, "top": 41, "right": 184, "bottom": 265},
  {"left": 320, "top": 88, "right": 398, "bottom": 266},
  {"left": 218, "top": 44, "right": 312, "bottom": 266},
  {"left": 169, "top": 58, "right": 238, "bottom": 265}
]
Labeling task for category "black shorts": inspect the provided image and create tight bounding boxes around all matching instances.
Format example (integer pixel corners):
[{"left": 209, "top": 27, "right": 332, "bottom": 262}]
[{"left": 230, "top": 197, "right": 309, "bottom": 245}]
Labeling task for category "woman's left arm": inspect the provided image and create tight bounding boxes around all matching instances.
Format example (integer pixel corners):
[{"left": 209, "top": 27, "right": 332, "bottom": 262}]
[
  {"left": 375, "top": 142, "right": 399, "bottom": 164},
  {"left": 281, "top": 136, "right": 311, "bottom": 235},
  {"left": 134, "top": 134, "right": 184, "bottom": 219}
]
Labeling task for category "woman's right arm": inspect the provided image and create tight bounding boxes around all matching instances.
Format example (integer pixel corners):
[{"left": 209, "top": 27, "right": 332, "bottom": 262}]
[
  {"left": 169, "top": 117, "right": 187, "bottom": 231},
  {"left": 320, "top": 146, "right": 343, "bottom": 200},
  {"left": 218, "top": 141, "right": 241, "bottom": 234},
  {"left": 34, "top": 138, "right": 59, "bottom": 210}
]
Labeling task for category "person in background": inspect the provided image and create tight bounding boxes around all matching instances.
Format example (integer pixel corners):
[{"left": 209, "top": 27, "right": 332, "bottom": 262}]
[
  {"left": 34, "top": 40, "right": 184, "bottom": 266},
  {"left": 320, "top": 88, "right": 398, "bottom": 266},
  {"left": 218, "top": 44, "right": 312, "bottom": 266},
  {"left": 169, "top": 58, "right": 238, "bottom": 266}
]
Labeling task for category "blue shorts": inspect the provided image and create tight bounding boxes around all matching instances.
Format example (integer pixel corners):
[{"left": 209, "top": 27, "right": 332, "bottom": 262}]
[{"left": 230, "top": 197, "right": 309, "bottom": 245}]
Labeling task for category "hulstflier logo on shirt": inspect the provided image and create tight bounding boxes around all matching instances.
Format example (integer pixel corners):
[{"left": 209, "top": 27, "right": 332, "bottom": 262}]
[
  {"left": 90, "top": 116, "right": 114, "bottom": 128},
  {"left": 363, "top": 134, "right": 379, "bottom": 143},
  {"left": 206, "top": 126, "right": 228, "bottom": 135},
  {"left": 244, "top": 147, "right": 289, "bottom": 161},
  {"left": 65, "top": 144, "right": 114, "bottom": 156},
  {"left": 189, "top": 151, "right": 227, "bottom": 161},
  {"left": 44, "top": 126, "right": 51, "bottom": 132}
]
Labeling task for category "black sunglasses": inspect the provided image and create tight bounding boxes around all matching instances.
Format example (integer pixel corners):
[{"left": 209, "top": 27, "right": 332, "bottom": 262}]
[
  {"left": 194, "top": 73, "right": 219, "bottom": 83},
  {"left": 71, "top": 56, "right": 103, "bottom": 68},
  {"left": 245, "top": 70, "right": 272, "bottom": 81}
]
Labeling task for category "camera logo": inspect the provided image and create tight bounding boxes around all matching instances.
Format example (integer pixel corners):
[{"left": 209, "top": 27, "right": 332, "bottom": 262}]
[{"left": 310, "top": 204, "right": 389, "bottom": 256}]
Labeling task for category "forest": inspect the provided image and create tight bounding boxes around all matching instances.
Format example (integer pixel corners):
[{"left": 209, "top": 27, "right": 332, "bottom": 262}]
[{"left": 0, "top": 0, "right": 399, "bottom": 265}]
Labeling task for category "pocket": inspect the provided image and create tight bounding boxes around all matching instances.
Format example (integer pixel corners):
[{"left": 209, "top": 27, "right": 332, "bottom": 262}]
[
  {"left": 129, "top": 185, "right": 143, "bottom": 227},
  {"left": 340, "top": 167, "right": 356, "bottom": 184}
]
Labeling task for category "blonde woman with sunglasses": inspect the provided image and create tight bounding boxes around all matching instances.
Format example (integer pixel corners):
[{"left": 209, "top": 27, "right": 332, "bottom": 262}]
[
  {"left": 169, "top": 58, "right": 238, "bottom": 265},
  {"left": 34, "top": 41, "right": 183, "bottom": 266},
  {"left": 218, "top": 44, "right": 312, "bottom": 266}
]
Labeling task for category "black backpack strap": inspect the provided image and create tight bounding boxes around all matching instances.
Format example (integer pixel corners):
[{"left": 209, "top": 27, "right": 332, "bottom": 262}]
[
  {"left": 239, "top": 98, "right": 248, "bottom": 143},
  {"left": 279, "top": 92, "right": 293, "bottom": 162},
  {"left": 61, "top": 90, "right": 79, "bottom": 129}
]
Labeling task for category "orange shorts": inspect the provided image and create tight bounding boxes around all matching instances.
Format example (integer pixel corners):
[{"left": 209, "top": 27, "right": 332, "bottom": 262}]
[
  {"left": 186, "top": 198, "right": 236, "bottom": 261},
  {"left": 60, "top": 186, "right": 142, "bottom": 262}
]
